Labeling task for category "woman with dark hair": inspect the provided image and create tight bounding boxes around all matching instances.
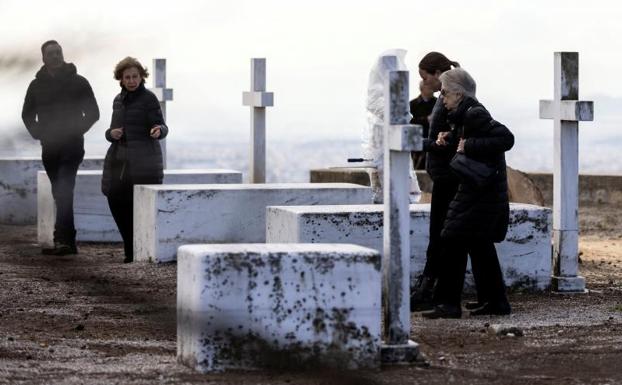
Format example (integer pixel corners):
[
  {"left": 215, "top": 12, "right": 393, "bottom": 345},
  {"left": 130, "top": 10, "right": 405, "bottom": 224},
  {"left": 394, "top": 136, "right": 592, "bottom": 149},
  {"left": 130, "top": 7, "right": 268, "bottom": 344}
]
[
  {"left": 410, "top": 52, "right": 462, "bottom": 310},
  {"left": 101, "top": 57, "right": 168, "bottom": 263},
  {"left": 422, "top": 68, "right": 514, "bottom": 318}
]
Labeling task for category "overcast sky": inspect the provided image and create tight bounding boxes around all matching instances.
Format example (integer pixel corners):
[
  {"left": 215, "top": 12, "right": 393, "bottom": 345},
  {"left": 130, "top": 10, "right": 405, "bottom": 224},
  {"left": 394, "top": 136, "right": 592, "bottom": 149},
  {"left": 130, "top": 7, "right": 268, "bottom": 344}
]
[{"left": 0, "top": 0, "right": 620, "bottom": 152}]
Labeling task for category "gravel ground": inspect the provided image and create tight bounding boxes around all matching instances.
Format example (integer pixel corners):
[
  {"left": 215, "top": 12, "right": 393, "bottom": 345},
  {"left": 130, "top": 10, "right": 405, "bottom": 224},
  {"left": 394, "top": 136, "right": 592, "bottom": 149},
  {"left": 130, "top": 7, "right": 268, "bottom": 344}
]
[{"left": 1, "top": 205, "right": 621, "bottom": 384}]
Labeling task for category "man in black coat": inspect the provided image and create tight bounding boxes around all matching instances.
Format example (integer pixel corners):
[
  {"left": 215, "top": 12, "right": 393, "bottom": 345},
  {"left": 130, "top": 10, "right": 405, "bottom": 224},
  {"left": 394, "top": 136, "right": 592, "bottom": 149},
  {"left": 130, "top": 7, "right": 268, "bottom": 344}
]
[{"left": 22, "top": 40, "right": 99, "bottom": 255}]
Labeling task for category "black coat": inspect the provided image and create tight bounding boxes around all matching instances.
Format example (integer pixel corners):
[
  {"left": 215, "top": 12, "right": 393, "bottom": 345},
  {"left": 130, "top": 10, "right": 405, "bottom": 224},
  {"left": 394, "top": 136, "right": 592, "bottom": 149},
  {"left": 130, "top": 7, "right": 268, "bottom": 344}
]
[
  {"left": 22, "top": 63, "right": 99, "bottom": 146},
  {"left": 101, "top": 83, "right": 168, "bottom": 196},
  {"left": 440, "top": 97, "right": 514, "bottom": 242},
  {"left": 409, "top": 95, "right": 436, "bottom": 140},
  {"left": 422, "top": 97, "right": 459, "bottom": 182}
]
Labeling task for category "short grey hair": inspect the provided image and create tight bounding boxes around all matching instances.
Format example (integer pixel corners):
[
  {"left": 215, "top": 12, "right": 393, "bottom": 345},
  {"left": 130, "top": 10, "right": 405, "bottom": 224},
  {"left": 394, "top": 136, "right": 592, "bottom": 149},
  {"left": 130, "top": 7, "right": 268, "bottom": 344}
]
[{"left": 439, "top": 68, "right": 477, "bottom": 98}]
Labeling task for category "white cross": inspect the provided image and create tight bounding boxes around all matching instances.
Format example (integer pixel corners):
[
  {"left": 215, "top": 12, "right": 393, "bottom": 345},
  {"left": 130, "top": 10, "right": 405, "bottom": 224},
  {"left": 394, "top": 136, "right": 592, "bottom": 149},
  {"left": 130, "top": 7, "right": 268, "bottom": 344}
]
[
  {"left": 242, "top": 58, "right": 274, "bottom": 183},
  {"left": 382, "top": 66, "right": 422, "bottom": 362},
  {"left": 149, "top": 58, "right": 173, "bottom": 169},
  {"left": 539, "top": 52, "right": 593, "bottom": 292}
]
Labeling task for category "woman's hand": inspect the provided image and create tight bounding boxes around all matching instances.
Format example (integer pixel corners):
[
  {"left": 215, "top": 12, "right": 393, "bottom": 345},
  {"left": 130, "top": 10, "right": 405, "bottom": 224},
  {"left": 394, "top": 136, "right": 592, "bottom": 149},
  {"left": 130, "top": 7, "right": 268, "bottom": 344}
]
[
  {"left": 150, "top": 125, "right": 161, "bottom": 139},
  {"left": 457, "top": 138, "right": 466, "bottom": 153},
  {"left": 110, "top": 127, "right": 124, "bottom": 140},
  {"left": 436, "top": 131, "right": 450, "bottom": 146}
]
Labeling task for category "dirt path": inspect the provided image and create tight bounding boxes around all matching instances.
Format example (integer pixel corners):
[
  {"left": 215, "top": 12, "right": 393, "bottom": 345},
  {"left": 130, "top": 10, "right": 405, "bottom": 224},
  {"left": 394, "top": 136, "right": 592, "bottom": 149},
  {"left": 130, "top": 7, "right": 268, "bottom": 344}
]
[{"left": 0, "top": 223, "right": 621, "bottom": 385}]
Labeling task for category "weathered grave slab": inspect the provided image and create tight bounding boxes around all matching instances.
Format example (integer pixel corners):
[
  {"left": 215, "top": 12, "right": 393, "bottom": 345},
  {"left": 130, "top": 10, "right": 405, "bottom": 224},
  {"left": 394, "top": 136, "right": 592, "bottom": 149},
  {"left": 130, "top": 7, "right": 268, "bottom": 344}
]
[
  {"left": 177, "top": 243, "right": 382, "bottom": 372},
  {"left": 38, "top": 169, "right": 242, "bottom": 246},
  {"left": 0, "top": 157, "right": 104, "bottom": 225},
  {"left": 134, "top": 183, "right": 372, "bottom": 263},
  {"left": 266, "top": 203, "right": 552, "bottom": 290}
]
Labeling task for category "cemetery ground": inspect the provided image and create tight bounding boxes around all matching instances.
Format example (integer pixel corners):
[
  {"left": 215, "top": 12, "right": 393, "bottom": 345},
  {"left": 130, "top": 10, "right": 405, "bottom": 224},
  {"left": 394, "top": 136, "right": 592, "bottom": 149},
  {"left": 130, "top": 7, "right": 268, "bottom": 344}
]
[{"left": 0, "top": 204, "right": 621, "bottom": 385}]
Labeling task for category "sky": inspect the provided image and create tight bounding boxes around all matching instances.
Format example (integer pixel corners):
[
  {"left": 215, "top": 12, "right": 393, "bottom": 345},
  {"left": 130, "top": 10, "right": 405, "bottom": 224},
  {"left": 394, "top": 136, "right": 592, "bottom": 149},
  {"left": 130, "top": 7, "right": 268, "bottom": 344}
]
[{"left": 0, "top": 0, "right": 620, "bottom": 170}]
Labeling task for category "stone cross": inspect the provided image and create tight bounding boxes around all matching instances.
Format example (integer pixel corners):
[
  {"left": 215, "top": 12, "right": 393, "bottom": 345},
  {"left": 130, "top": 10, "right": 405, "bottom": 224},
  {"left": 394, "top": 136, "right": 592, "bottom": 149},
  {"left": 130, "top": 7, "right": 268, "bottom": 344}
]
[
  {"left": 243, "top": 58, "right": 274, "bottom": 183},
  {"left": 539, "top": 52, "right": 594, "bottom": 292},
  {"left": 149, "top": 58, "right": 173, "bottom": 169},
  {"left": 381, "top": 67, "right": 422, "bottom": 363}
]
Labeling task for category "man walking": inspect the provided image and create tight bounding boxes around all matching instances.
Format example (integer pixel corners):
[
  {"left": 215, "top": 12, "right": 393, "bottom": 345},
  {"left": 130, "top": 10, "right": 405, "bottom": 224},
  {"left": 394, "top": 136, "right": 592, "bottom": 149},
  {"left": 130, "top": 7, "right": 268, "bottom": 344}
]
[{"left": 22, "top": 40, "right": 99, "bottom": 255}]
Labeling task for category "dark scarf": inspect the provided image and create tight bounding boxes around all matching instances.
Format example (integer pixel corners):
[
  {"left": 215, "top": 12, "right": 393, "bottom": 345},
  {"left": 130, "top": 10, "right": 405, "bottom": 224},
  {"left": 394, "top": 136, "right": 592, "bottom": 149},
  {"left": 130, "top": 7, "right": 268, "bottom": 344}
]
[{"left": 119, "top": 81, "right": 146, "bottom": 105}]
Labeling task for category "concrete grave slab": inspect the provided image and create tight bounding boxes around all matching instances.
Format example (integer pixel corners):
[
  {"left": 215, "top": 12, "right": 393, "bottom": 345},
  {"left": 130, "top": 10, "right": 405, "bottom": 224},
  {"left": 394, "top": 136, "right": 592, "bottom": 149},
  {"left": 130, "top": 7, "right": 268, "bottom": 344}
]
[
  {"left": 134, "top": 183, "right": 372, "bottom": 263},
  {"left": 38, "top": 169, "right": 242, "bottom": 246},
  {"left": 0, "top": 157, "right": 104, "bottom": 225},
  {"left": 177, "top": 243, "right": 381, "bottom": 372},
  {"left": 266, "top": 203, "right": 552, "bottom": 291}
]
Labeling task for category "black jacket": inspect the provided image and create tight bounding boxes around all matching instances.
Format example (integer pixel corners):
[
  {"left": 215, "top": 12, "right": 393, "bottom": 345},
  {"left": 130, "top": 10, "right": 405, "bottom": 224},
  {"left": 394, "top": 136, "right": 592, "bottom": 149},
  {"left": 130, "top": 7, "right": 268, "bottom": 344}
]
[
  {"left": 22, "top": 63, "right": 99, "bottom": 146},
  {"left": 440, "top": 97, "right": 514, "bottom": 242},
  {"left": 101, "top": 83, "right": 168, "bottom": 196},
  {"left": 409, "top": 95, "right": 436, "bottom": 140},
  {"left": 422, "top": 97, "right": 459, "bottom": 182}
]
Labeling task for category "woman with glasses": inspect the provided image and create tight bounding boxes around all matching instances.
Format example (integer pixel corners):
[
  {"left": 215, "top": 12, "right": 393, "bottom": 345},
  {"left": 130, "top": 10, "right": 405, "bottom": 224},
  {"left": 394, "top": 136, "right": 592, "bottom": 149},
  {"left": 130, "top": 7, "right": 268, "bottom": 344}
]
[
  {"left": 410, "top": 52, "right": 461, "bottom": 311},
  {"left": 422, "top": 68, "right": 514, "bottom": 318}
]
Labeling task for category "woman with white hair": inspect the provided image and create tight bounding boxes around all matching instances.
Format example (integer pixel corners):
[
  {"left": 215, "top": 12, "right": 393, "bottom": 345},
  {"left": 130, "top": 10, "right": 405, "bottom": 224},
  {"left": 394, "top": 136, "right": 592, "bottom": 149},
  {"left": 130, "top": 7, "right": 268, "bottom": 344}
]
[
  {"left": 411, "top": 52, "right": 462, "bottom": 311},
  {"left": 422, "top": 68, "right": 515, "bottom": 319}
]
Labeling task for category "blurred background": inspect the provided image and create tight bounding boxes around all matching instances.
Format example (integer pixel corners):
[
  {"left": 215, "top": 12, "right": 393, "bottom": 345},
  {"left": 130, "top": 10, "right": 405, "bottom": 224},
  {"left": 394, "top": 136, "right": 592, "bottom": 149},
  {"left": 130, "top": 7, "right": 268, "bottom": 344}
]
[{"left": 1, "top": 0, "right": 620, "bottom": 181}]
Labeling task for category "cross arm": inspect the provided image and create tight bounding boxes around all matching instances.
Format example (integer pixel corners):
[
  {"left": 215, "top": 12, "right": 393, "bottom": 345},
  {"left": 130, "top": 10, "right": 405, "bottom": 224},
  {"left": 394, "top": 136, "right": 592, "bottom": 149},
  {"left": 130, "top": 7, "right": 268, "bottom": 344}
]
[
  {"left": 388, "top": 124, "right": 423, "bottom": 151},
  {"left": 243, "top": 91, "right": 274, "bottom": 107},
  {"left": 539, "top": 100, "right": 594, "bottom": 121},
  {"left": 151, "top": 87, "right": 174, "bottom": 103}
]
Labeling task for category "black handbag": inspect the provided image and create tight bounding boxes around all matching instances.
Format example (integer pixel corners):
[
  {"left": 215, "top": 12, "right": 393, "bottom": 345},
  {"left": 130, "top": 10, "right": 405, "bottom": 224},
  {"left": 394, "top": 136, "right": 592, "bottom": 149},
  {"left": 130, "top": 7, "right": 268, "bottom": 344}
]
[{"left": 449, "top": 152, "right": 498, "bottom": 188}]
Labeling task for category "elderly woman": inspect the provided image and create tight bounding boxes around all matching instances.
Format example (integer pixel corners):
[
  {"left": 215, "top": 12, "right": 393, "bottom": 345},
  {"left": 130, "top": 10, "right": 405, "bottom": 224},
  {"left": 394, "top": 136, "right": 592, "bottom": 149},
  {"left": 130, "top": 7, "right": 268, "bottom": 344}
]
[
  {"left": 101, "top": 57, "right": 168, "bottom": 263},
  {"left": 422, "top": 68, "right": 514, "bottom": 319},
  {"left": 411, "top": 52, "right": 461, "bottom": 310}
]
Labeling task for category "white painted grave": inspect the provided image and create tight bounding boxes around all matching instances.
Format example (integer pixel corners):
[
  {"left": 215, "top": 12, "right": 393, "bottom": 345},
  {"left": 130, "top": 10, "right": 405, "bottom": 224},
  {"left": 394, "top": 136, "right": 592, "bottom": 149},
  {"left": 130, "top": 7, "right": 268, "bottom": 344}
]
[
  {"left": 242, "top": 58, "right": 274, "bottom": 183},
  {"left": 0, "top": 157, "right": 104, "bottom": 225},
  {"left": 148, "top": 58, "right": 173, "bottom": 168},
  {"left": 266, "top": 203, "right": 552, "bottom": 290},
  {"left": 38, "top": 169, "right": 242, "bottom": 246},
  {"left": 177, "top": 243, "right": 382, "bottom": 372},
  {"left": 539, "top": 52, "right": 594, "bottom": 292},
  {"left": 133, "top": 183, "right": 372, "bottom": 263}
]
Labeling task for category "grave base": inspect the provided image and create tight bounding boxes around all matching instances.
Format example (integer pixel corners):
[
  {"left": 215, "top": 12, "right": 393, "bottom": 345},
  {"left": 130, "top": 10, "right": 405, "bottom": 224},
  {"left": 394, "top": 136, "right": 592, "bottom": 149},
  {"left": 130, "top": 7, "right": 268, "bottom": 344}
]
[
  {"left": 380, "top": 340, "right": 420, "bottom": 364},
  {"left": 552, "top": 275, "right": 586, "bottom": 293}
]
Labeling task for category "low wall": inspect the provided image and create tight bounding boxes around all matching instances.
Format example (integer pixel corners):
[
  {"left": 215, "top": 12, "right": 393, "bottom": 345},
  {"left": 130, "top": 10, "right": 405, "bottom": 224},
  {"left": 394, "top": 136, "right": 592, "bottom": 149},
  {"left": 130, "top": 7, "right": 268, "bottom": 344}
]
[{"left": 310, "top": 168, "right": 622, "bottom": 207}]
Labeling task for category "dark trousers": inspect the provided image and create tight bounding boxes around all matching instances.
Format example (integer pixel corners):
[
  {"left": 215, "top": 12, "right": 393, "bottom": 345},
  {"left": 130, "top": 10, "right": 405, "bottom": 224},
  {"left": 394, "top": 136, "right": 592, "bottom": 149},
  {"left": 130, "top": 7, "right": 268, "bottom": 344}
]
[
  {"left": 106, "top": 160, "right": 134, "bottom": 258},
  {"left": 411, "top": 151, "right": 426, "bottom": 170},
  {"left": 41, "top": 142, "right": 84, "bottom": 244},
  {"left": 433, "top": 240, "right": 508, "bottom": 307},
  {"left": 422, "top": 178, "right": 459, "bottom": 279}
]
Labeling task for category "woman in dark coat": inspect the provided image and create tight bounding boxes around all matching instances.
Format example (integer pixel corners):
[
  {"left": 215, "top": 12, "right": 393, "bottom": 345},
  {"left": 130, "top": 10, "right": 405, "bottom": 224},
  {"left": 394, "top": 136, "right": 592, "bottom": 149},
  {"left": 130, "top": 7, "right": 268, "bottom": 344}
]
[
  {"left": 411, "top": 52, "right": 461, "bottom": 310},
  {"left": 101, "top": 57, "right": 168, "bottom": 263},
  {"left": 422, "top": 68, "right": 514, "bottom": 318}
]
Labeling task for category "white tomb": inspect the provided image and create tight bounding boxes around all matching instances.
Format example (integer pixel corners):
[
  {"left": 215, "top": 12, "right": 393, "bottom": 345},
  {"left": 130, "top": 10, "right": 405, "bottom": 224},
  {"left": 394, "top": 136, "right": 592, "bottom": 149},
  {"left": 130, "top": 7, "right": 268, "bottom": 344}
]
[
  {"left": 37, "top": 169, "right": 242, "bottom": 246},
  {"left": 0, "top": 156, "right": 104, "bottom": 225},
  {"left": 133, "top": 183, "right": 372, "bottom": 263},
  {"left": 177, "top": 243, "right": 382, "bottom": 372},
  {"left": 266, "top": 203, "right": 553, "bottom": 290}
]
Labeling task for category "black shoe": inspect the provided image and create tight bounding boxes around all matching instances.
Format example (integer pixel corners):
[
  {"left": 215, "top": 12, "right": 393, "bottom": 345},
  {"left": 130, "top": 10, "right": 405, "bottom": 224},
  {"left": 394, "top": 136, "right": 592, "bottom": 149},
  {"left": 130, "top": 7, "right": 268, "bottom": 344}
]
[
  {"left": 42, "top": 242, "right": 77, "bottom": 256},
  {"left": 465, "top": 301, "right": 485, "bottom": 310},
  {"left": 410, "top": 276, "right": 436, "bottom": 312},
  {"left": 422, "top": 304, "right": 462, "bottom": 319},
  {"left": 470, "top": 301, "right": 512, "bottom": 316},
  {"left": 123, "top": 256, "right": 133, "bottom": 264}
]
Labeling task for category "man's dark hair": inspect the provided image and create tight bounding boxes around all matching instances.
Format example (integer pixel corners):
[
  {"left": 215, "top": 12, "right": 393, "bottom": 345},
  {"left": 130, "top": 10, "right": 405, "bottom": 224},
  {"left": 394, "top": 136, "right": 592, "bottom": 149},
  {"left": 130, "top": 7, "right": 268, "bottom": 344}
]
[{"left": 41, "top": 40, "right": 60, "bottom": 54}]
